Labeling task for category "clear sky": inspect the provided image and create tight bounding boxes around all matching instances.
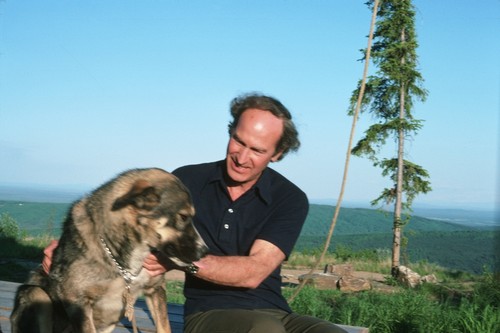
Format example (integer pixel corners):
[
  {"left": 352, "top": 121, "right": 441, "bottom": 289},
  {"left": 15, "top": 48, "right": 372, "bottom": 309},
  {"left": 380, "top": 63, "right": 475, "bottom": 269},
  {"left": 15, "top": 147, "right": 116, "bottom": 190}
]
[{"left": 1, "top": 1, "right": 498, "bottom": 211}]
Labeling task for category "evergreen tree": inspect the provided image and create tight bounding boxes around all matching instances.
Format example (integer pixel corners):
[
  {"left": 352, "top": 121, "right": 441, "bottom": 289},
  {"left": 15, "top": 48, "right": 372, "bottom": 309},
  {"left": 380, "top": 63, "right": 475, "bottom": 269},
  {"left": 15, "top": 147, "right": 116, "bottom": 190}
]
[{"left": 348, "top": 0, "right": 431, "bottom": 276}]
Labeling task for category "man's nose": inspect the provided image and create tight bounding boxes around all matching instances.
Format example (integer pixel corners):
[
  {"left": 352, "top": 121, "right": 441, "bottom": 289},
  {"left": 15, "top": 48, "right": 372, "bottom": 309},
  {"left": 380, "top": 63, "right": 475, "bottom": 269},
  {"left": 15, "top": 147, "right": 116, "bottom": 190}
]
[{"left": 237, "top": 147, "right": 250, "bottom": 164}]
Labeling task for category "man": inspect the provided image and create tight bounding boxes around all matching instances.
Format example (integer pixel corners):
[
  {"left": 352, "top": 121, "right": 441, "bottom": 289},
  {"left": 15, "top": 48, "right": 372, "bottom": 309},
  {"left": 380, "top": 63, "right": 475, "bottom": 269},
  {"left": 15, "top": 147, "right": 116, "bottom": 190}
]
[{"left": 44, "top": 93, "right": 347, "bottom": 333}]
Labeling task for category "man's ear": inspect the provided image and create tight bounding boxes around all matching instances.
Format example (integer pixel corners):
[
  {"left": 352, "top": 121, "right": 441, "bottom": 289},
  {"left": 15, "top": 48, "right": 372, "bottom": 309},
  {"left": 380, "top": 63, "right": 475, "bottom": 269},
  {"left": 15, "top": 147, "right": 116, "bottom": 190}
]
[{"left": 270, "top": 151, "right": 283, "bottom": 162}]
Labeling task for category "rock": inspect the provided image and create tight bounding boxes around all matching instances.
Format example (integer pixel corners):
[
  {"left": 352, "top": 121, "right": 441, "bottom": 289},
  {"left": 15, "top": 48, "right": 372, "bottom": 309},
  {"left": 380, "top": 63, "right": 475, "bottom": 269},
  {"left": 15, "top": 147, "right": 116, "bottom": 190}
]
[
  {"left": 396, "top": 266, "right": 438, "bottom": 288},
  {"left": 397, "top": 265, "right": 422, "bottom": 288},
  {"left": 421, "top": 274, "right": 438, "bottom": 284},
  {"left": 324, "top": 263, "right": 353, "bottom": 276},
  {"left": 298, "top": 273, "right": 339, "bottom": 290},
  {"left": 337, "top": 276, "right": 372, "bottom": 292},
  {"left": 298, "top": 272, "right": 372, "bottom": 292}
]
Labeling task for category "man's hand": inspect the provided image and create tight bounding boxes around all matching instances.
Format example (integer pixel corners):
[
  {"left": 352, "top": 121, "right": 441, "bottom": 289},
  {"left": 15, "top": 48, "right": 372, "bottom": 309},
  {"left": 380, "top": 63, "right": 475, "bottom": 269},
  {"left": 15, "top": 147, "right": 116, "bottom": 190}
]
[
  {"left": 42, "top": 239, "right": 59, "bottom": 275},
  {"left": 143, "top": 252, "right": 169, "bottom": 277}
]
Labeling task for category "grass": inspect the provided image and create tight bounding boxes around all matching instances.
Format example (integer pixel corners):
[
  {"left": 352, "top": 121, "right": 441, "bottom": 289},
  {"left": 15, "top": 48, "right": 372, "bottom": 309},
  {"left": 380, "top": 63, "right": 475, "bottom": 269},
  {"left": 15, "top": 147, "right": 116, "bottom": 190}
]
[
  {"left": 282, "top": 273, "right": 500, "bottom": 333},
  {"left": 165, "top": 281, "right": 186, "bottom": 304},
  {"left": 283, "top": 247, "right": 499, "bottom": 332}
]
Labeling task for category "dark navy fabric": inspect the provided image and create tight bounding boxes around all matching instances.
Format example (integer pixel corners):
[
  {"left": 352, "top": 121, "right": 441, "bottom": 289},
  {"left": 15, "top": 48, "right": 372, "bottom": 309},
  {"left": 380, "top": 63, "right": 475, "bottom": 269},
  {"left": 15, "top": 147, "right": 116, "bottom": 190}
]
[{"left": 173, "top": 160, "right": 308, "bottom": 316}]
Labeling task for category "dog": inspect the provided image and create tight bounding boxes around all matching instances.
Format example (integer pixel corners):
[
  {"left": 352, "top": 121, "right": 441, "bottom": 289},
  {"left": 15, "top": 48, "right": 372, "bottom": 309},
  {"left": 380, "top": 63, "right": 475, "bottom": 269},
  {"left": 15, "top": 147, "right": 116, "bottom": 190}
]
[{"left": 10, "top": 168, "right": 208, "bottom": 333}]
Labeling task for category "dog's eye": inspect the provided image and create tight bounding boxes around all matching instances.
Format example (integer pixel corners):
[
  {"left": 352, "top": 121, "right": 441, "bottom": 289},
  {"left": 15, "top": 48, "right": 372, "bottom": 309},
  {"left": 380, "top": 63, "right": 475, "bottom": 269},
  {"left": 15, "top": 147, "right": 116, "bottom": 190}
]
[{"left": 179, "top": 214, "right": 188, "bottom": 222}]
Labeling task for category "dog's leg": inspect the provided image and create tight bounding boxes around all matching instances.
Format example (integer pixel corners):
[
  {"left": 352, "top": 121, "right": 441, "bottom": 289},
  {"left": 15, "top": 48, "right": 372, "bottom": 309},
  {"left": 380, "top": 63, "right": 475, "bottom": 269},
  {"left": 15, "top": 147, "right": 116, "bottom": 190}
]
[
  {"left": 131, "top": 315, "right": 139, "bottom": 333},
  {"left": 63, "top": 302, "right": 98, "bottom": 333},
  {"left": 145, "top": 284, "right": 171, "bottom": 333},
  {"left": 34, "top": 296, "right": 53, "bottom": 333},
  {"left": 11, "top": 286, "right": 53, "bottom": 333},
  {"left": 162, "top": 302, "right": 172, "bottom": 333}
]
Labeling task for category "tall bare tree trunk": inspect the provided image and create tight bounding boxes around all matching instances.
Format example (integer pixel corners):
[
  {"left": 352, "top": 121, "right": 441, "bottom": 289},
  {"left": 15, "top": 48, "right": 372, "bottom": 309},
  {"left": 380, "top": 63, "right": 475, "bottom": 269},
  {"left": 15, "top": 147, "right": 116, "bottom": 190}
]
[
  {"left": 288, "top": 0, "right": 380, "bottom": 302},
  {"left": 392, "top": 27, "right": 406, "bottom": 276}
]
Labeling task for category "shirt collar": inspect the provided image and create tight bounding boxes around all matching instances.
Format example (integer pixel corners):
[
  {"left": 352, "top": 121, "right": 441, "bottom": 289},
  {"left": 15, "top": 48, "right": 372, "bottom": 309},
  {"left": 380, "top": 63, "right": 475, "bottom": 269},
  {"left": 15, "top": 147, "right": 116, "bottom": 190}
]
[{"left": 209, "top": 160, "right": 272, "bottom": 205}]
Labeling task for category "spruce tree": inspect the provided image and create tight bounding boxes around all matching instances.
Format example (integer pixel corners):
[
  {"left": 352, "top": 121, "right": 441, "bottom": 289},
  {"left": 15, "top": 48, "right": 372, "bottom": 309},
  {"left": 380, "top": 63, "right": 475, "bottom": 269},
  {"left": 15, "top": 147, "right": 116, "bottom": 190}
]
[{"left": 348, "top": 0, "right": 432, "bottom": 276}]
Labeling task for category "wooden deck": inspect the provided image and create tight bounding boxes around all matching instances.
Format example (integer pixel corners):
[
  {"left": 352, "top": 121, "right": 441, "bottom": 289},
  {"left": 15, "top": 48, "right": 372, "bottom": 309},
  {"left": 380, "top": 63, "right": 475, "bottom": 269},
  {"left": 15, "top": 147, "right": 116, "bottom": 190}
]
[{"left": 0, "top": 280, "right": 368, "bottom": 333}]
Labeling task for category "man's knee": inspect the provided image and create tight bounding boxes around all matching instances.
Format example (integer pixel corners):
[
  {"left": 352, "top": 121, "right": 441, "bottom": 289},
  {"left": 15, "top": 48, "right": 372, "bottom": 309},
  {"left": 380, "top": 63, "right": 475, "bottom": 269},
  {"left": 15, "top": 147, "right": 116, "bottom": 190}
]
[{"left": 246, "top": 312, "right": 286, "bottom": 333}]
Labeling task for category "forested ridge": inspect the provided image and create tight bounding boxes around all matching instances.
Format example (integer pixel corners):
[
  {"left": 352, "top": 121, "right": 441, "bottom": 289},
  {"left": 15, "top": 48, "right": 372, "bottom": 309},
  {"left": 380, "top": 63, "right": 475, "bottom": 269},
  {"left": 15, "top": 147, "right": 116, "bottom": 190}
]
[
  {"left": 298, "top": 205, "right": 497, "bottom": 274},
  {"left": 1, "top": 201, "right": 497, "bottom": 274},
  {"left": 302, "top": 204, "right": 474, "bottom": 236}
]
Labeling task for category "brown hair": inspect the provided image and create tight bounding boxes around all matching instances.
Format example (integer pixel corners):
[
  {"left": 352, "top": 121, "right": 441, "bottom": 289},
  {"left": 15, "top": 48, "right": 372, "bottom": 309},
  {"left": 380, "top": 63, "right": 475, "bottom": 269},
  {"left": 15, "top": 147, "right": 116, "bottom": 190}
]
[{"left": 227, "top": 93, "right": 300, "bottom": 161}]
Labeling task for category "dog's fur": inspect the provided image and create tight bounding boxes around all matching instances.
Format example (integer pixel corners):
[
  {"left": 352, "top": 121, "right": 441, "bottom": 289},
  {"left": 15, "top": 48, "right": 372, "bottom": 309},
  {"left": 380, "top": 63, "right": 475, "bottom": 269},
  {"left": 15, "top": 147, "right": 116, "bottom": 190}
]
[{"left": 10, "top": 168, "right": 207, "bottom": 333}]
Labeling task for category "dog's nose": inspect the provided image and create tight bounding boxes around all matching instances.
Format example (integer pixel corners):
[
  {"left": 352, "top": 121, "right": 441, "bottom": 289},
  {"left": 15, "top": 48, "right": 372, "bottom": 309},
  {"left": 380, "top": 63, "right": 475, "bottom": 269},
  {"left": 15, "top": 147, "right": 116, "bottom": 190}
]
[{"left": 197, "top": 244, "right": 209, "bottom": 260}]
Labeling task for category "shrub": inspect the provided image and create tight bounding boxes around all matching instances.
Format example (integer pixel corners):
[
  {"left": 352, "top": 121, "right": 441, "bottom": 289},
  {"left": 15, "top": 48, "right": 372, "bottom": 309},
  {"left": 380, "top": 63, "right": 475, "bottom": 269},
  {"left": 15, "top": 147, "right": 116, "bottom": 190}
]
[
  {"left": 473, "top": 270, "right": 500, "bottom": 308},
  {"left": 0, "top": 213, "right": 23, "bottom": 239}
]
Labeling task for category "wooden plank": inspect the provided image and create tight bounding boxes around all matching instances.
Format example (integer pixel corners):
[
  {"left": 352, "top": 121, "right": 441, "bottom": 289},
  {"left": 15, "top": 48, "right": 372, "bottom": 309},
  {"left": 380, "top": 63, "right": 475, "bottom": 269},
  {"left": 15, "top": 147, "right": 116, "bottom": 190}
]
[{"left": 0, "top": 280, "right": 368, "bottom": 333}]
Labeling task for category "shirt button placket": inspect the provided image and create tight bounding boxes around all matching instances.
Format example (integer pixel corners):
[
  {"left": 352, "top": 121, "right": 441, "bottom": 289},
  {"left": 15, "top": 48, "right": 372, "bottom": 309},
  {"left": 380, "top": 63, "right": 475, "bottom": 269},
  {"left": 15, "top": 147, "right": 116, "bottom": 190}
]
[
  {"left": 219, "top": 207, "right": 235, "bottom": 241},
  {"left": 224, "top": 208, "right": 234, "bottom": 230}
]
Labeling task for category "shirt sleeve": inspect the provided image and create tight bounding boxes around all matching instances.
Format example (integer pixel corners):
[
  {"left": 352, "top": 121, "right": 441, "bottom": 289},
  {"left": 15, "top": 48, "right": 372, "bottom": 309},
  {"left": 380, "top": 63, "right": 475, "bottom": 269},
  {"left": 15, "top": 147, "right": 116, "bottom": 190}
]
[{"left": 257, "top": 187, "right": 309, "bottom": 259}]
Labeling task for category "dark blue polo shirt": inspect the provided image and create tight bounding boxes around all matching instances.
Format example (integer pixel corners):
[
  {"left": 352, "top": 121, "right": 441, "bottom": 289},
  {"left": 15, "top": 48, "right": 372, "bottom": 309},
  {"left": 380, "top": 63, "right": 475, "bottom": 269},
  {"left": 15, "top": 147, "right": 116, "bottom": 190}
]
[{"left": 173, "top": 160, "right": 308, "bottom": 316}]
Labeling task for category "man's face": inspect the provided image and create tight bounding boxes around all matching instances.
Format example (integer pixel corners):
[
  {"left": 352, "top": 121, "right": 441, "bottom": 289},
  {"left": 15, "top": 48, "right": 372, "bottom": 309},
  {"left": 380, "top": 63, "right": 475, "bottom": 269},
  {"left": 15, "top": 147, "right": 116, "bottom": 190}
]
[{"left": 226, "top": 108, "right": 283, "bottom": 188}]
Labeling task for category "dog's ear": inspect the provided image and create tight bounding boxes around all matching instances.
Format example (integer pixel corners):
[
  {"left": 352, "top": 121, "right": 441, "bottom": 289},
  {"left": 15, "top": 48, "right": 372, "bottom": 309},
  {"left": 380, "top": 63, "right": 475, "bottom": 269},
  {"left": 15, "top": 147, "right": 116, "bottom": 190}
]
[{"left": 112, "top": 179, "right": 160, "bottom": 211}]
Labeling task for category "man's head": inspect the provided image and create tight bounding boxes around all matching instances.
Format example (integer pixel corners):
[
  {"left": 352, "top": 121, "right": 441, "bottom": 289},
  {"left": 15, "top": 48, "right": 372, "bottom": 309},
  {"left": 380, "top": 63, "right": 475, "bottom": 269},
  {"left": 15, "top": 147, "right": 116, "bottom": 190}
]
[
  {"left": 225, "top": 93, "right": 300, "bottom": 188},
  {"left": 228, "top": 93, "right": 300, "bottom": 161}
]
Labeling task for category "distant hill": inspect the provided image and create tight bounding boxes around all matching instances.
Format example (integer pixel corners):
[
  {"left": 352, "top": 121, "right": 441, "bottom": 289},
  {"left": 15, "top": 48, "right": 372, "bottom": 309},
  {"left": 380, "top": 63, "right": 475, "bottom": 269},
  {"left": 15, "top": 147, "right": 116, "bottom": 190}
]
[
  {"left": 411, "top": 207, "right": 497, "bottom": 228},
  {"left": 1, "top": 201, "right": 497, "bottom": 274},
  {"left": 0, "top": 201, "right": 483, "bottom": 237},
  {"left": 302, "top": 204, "right": 475, "bottom": 237},
  {"left": 297, "top": 205, "right": 498, "bottom": 274}
]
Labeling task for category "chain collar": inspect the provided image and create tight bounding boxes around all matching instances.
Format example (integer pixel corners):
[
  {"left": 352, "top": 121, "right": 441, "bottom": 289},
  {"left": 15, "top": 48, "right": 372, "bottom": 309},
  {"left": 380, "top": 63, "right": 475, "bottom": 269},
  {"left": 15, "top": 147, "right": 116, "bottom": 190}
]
[{"left": 99, "top": 237, "right": 140, "bottom": 284}]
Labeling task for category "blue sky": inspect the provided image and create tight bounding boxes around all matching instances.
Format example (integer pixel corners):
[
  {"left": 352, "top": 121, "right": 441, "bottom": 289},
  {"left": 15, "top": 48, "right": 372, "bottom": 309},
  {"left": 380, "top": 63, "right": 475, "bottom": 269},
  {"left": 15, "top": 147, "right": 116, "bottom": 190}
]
[{"left": 0, "top": 1, "right": 498, "bottom": 211}]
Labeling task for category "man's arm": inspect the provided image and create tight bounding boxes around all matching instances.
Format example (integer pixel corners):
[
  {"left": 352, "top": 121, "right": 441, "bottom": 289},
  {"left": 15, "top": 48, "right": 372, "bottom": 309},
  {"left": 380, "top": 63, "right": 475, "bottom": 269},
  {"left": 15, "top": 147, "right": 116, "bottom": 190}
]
[
  {"left": 144, "top": 239, "right": 285, "bottom": 289},
  {"left": 193, "top": 239, "right": 285, "bottom": 289}
]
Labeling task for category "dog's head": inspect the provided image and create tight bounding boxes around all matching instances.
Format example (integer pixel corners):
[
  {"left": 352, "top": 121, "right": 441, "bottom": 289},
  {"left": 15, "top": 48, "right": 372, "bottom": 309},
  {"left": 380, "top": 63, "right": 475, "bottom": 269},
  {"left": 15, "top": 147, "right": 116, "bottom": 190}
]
[{"left": 88, "top": 168, "right": 207, "bottom": 267}]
